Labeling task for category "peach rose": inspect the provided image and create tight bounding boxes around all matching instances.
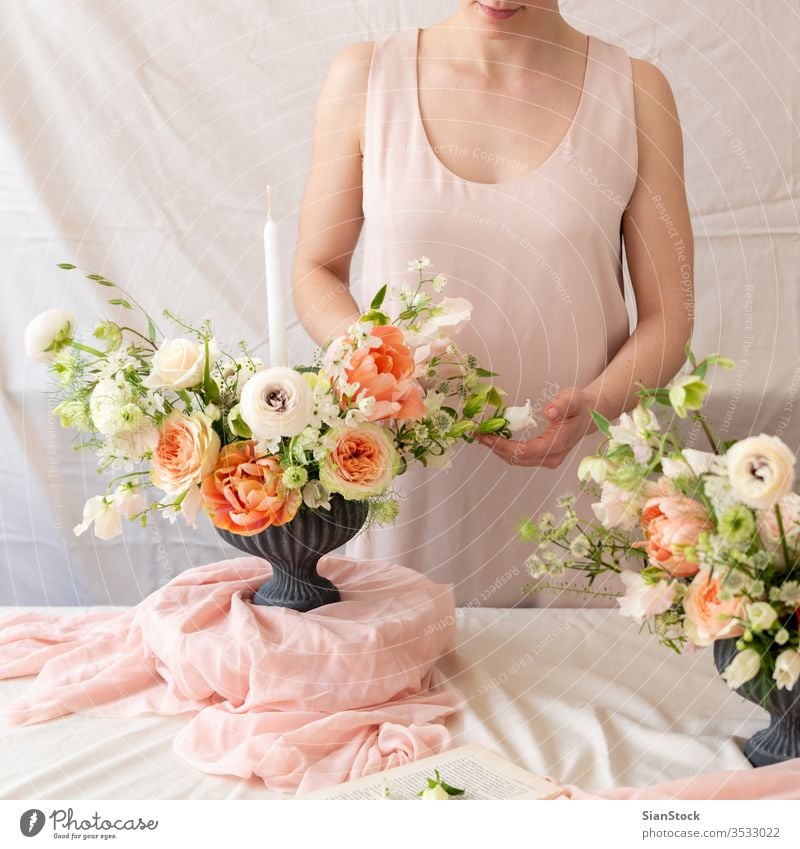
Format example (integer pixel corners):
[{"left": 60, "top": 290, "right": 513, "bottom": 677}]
[
  {"left": 683, "top": 568, "right": 746, "bottom": 646},
  {"left": 319, "top": 423, "right": 399, "bottom": 500},
  {"left": 635, "top": 495, "right": 712, "bottom": 578},
  {"left": 151, "top": 411, "right": 220, "bottom": 495},
  {"left": 201, "top": 440, "right": 301, "bottom": 534},
  {"left": 342, "top": 325, "right": 425, "bottom": 421}
]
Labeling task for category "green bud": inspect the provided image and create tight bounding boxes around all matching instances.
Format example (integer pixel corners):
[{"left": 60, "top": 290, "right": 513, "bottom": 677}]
[{"left": 227, "top": 404, "right": 252, "bottom": 438}]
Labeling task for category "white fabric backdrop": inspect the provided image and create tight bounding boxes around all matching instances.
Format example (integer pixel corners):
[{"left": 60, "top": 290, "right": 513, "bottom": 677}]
[{"left": 1, "top": 1, "right": 798, "bottom": 605}]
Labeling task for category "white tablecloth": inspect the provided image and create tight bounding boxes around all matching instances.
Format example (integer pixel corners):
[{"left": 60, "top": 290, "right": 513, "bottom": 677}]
[{"left": 0, "top": 607, "right": 764, "bottom": 799}]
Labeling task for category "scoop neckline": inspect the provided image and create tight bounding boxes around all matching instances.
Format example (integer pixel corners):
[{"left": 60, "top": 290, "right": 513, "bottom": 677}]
[{"left": 411, "top": 27, "right": 594, "bottom": 188}]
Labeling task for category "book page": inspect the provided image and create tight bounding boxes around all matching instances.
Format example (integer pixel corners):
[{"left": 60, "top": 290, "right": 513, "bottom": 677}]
[{"left": 300, "top": 744, "right": 562, "bottom": 800}]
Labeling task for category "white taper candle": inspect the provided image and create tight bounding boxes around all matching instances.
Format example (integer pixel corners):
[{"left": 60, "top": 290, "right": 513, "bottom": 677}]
[{"left": 264, "top": 185, "right": 288, "bottom": 367}]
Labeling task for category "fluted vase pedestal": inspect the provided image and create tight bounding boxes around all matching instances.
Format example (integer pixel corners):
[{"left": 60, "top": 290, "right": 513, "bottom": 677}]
[
  {"left": 714, "top": 638, "right": 800, "bottom": 767},
  {"left": 216, "top": 494, "right": 368, "bottom": 612}
]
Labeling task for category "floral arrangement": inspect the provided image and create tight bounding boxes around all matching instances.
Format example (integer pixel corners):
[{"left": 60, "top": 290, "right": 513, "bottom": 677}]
[
  {"left": 26, "top": 258, "right": 534, "bottom": 541},
  {"left": 520, "top": 347, "right": 800, "bottom": 696}
]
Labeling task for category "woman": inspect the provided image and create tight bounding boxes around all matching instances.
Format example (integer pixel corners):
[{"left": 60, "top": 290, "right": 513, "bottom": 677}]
[{"left": 292, "top": 1, "right": 693, "bottom": 607}]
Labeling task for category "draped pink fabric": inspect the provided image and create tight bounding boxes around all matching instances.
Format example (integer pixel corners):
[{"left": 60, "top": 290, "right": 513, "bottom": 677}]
[
  {"left": 560, "top": 759, "right": 800, "bottom": 800},
  {"left": 0, "top": 556, "right": 463, "bottom": 795}
]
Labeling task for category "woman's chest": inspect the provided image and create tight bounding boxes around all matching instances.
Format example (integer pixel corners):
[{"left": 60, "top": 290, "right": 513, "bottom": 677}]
[{"left": 414, "top": 81, "right": 582, "bottom": 184}]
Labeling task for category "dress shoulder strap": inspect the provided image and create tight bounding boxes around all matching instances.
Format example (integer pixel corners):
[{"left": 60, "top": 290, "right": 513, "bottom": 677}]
[
  {"left": 576, "top": 36, "right": 639, "bottom": 199},
  {"left": 362, "top": 29, "right": 419, "bottom": 192}
]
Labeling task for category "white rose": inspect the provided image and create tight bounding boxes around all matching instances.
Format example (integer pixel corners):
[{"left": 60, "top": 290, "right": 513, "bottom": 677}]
[
  {"left": 239, "top": 367, "right": 314, "bottom": 440},
  {"left": 505, "top": 400, "right": 537, "bottom": 434},
  {"left": 617, "top": 571, "right": 678, "bottom": 623},
  {"left": 773, "top": 649, "right": 800, "bottom": 691},
  {"left": 721, "top": 648, "right": 761, "bottom": 690},
  {"left": 726, "top": 434, "right": 795, "bottom": 510},
  {"left": 89, "top": 379, "right": 129, "bottom": 435},
  {"left": 25, "top": 308, "right": 77, "bottom": 362},
  {"left": 419, "top": 785, "right": 451, "bottom": 800},
  {"left": 143, "top": 338, "right": 218, "bottom": 390},
  {"left": 745, "top": 601, "right": 778, "bottom": 632}
]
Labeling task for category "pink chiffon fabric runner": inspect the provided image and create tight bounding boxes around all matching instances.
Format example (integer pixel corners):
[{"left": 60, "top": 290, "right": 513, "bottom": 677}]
[
  {"left": 0, "top": 556, "right": 463, "bottom": 795},
  {"left": 560, "top": 758, "right": 800, "bottom": 800}
]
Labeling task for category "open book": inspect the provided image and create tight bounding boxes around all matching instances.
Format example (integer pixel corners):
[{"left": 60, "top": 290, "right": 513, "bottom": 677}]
[{"left": 300, "top": 744, "right": 563, "bottom": 800}]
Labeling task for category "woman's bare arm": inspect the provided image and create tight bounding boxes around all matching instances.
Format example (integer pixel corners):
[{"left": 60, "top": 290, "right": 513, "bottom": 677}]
[
  {"left": 292, "top": 41, "right": 375, "bottom": 347},
  {"left": 583, "top": 57, "right": 695, "bottom": 421}
]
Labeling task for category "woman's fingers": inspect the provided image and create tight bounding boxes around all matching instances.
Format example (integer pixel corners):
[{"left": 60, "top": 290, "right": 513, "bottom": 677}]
[{"left": 476, "top": 427, "right": 565, "bottom": 467}]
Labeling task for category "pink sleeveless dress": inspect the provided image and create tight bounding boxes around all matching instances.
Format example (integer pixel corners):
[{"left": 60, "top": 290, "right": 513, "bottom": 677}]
[{"left": 345, "top": 27, "right": 638, "bottom": 608}]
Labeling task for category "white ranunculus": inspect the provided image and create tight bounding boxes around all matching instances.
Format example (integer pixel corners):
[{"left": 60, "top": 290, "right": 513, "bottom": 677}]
[
  {"left": 726, "top": 434, "right": 796, "bottom": 510},
  {"left": 73, "top": 496, "right": 122, "bottom": 540},
  {"left": 617, "top": 571, "right": 677, "bottom": 623},
  {"left": 505, "top": 399, "right": 537, "bottom": 434},
  {"left": 25, "top": 308, "right": 77, "bottom": 362},
  {"left": 745, "top": 601, "right": 778, "bottom": 631},
  {"left": 773, "top": 649, "right": 800, "bottom": 691},
  {"left": 721, "top": 648, "right": 761, "bottom": 690},
  {"left": 143, "top": 338, "right": 218, "bottom": 391},
  {"left": 239, "top": 366, "right": 314, "bottom": 440},
  {"left": 89, "top": 379, "right": 129, "bottom": 435}
]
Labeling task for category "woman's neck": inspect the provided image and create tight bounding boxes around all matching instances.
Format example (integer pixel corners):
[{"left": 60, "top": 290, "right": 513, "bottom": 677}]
[{"left": 435, "top": 3, "right": 578, "bottom": 78}]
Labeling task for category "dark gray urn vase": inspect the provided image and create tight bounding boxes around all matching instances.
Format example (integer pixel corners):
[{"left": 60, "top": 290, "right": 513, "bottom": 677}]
[
  {"left": 215, "top": 494, "right": 368, "bottom": 612},
  {"left": 714, "top": 638, "right": 800, "bottom": 767}
]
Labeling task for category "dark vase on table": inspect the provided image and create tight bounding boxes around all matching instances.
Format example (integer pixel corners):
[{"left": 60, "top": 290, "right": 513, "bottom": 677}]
[
  {"left": 215, "top": 493, "right": 368, "bottom": 613},
  {"left": 714, "top": 637, "right": 800, "bottom": 767}
]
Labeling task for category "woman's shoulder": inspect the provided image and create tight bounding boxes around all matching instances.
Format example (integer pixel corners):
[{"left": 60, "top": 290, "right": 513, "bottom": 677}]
[
  {"left": 314, "top": 41, "right": 377, "bottom": 153},
  {"left": 588, "top": 33, "right": 679, "bottom": 126},
  {"left": 589, "top": 33, "right": 675, "bottom": 101},
  {"left": 324, "top": 39, "right": 377, "bottom": 94}
]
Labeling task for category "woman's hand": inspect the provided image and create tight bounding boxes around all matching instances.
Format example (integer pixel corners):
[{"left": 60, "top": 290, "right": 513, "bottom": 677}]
[{"left": 476, "top": 386, "right": 598, "bottom": 468}]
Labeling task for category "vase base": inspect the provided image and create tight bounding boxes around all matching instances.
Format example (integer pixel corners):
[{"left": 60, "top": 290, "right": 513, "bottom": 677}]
[
  {"left": 744, "top": 728, "right": 800, "bottom": 768},
  {"left": 252, "top": 577, "right": 341, "bottom": 612}
]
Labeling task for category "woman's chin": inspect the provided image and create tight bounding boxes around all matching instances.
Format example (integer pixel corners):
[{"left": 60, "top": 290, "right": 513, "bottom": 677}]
[{"left": 469, "top": 1, "right": 525, "bottom": 35}]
